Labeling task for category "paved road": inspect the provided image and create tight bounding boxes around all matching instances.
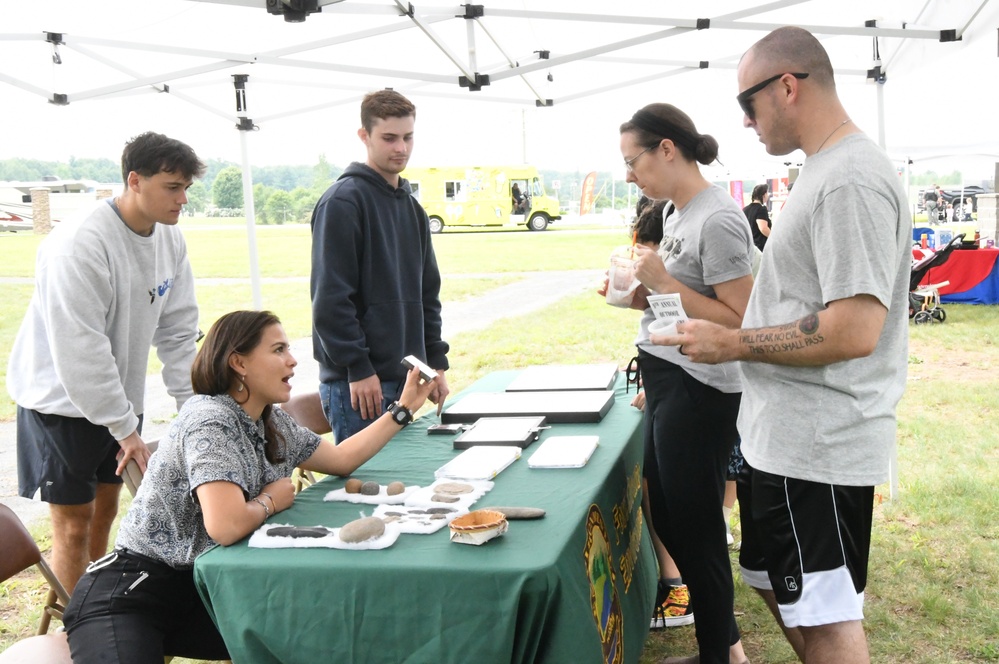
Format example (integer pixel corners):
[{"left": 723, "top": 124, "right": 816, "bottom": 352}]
[{"left": 0, "top": 269, "right": 600, "bottom": 525}]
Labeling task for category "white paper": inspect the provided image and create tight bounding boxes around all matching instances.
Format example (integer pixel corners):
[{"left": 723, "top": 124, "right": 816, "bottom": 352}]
[
  {"left": 528, "top": 436, "right": 599, "bottom": 469},
  {"left": 372, "top": 503, "right": 466, "bottom": 534},
  {"left": 248, "top": 521, "right": 401, "bottom": 550},
  {"left": 434, "top": 446, "right": 521, "bottom": 480},
  {"left": 646, "top": 293, "right": 688, "bottom": 323},
  {"left": 405, "top": 479, "right": 494, "bottom": 511}
]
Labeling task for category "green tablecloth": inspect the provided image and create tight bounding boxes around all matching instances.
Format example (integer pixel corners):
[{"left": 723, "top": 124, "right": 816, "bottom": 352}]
[{"left": 194, "top": 370, "right": 656, "bottom": 664}]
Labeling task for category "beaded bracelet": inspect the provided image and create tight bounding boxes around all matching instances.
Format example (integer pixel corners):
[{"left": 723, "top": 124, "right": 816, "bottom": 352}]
[{"left": 260, "top": 491, "right": 275, "bottom": 509}]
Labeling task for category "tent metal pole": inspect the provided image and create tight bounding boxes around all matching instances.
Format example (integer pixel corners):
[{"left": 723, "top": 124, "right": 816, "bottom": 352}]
[
  {"left": 233, "top": 74, "right": 262, "bottom": 310},
  {"left": 239, "top": 129, "right": 262, "bottom": 310},
  {"left": 877, "top": 81, "right": 886, "bottom": 150}
]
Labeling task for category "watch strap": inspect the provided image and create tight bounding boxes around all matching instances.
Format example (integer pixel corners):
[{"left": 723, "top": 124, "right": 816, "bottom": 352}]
[{"left": 389, "top": 401, "right": 413, "bottom": 426}]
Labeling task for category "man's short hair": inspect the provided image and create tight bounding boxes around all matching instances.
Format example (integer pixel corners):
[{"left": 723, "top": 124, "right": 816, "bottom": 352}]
[
  {"left": 121, "top": 132, "right": 205, "bottom": 184},
  {"left": 361, "top": 90, "right": 416, "bottom": 133},
  {"left": 750, "top": 26, "right": 835, "bottom": 90}
]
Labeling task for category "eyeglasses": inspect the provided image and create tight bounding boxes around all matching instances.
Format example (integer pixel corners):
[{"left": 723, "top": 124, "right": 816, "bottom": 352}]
[
  {"left": 736, "top": 72, "right": 809, "bottom": 121},
  {"left": 624, "top": 145, "right": 656, "bottom": 172}
]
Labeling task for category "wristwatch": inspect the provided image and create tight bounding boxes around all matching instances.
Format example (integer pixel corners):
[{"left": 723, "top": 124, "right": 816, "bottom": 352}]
[{"left": 388, "top": 401, "right": 413, "bottom": 427}]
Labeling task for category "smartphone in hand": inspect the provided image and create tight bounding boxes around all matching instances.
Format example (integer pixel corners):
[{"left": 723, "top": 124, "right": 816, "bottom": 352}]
[{"left": 402, "top": 355, "right": 436, "bottom": 382}]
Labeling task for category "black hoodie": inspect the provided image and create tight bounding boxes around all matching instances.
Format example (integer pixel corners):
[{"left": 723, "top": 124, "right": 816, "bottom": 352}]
[{"left": 310, "top": 162, "right": 448, "bottom": 384}]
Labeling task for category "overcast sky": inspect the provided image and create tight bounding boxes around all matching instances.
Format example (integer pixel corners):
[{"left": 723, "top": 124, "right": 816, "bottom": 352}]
[{"left": 2, "top": 0, "right": 997, "bottom": 183}]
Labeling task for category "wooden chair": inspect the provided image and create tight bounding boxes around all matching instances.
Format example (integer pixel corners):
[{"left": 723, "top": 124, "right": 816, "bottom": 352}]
[
  {"left": 281, "top": 392, "right": 333, "bottom": 493},
  {"left": 122, "top": 438, "right": 159, "bottom": 498},
  {"left": 0, "top": 504, "right": 72, "bottom": 636},
  {"left": 279, "top": 392, "right": 331, "bottom": 493},
  {"left": 279, "top": 391, "right": 332, "bottom": 436},
  {"left": 0, "top": 631, "right": 72, "bottom": 664}
]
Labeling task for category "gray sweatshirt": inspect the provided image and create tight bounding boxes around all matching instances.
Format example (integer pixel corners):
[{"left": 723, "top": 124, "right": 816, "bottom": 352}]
[{"left": 7, "top": 200, "right": 199, "bottom": 441}]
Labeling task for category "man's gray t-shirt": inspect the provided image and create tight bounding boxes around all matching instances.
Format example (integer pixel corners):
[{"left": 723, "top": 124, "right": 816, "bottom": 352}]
[{"left": 739, "top": 133, "right": 910, "bottom": 486}]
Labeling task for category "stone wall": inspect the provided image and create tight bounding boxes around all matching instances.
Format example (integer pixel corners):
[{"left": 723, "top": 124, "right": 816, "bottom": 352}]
[{"left": 30, "top": 187, "right": 51, "bottom": 235}]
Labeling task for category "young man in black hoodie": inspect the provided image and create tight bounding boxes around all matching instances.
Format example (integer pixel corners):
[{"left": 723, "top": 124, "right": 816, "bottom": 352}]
[{"left": 310, "top": 90, "right": 450, "bottom": 441}]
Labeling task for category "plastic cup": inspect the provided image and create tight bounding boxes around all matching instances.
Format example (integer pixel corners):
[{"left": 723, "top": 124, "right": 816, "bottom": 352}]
[
  {"left": 648, "top": 319, "right": 678, "bottom": 337},
  {"left": 605, "top": 255, "right": 638, "bottom": 307}
]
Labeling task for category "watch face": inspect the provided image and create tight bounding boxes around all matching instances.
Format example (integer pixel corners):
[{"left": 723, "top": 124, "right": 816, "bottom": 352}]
[{"left": 392, "top": 404, "right": 411, "bottom": 425}]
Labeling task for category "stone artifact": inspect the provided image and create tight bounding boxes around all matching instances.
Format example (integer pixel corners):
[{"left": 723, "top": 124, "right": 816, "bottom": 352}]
[
  {"left": 425, "top": 507, "right": 456, "bottom": 515},
  {"left": 482, "top": 506, "right": 546, "bottom": 520},
  {"left": 431, "top": 493, "right": 460, "bottom": 503},
  {"left": 434, "top": 482, "right": 474, "bottom": 495},
  {"left": 386, "top": 481, "right": 405, "bottom": 496},
  {"left": 344, "top": 478, "right": 363, "bottom": 494},
  {"left": 359, "top": 481, "right": 381, "bottom": 495},
  {"left": 266, "top": 526, "right": 330, "bottom": 538},
  {"left": 339, "top": 516, "right": 386, "bottom": 543}
]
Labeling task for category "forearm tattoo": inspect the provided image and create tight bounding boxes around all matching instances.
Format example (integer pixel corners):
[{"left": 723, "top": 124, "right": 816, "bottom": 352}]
[{"left": 740, "top": 313, "right": 824, "bottom": 355}]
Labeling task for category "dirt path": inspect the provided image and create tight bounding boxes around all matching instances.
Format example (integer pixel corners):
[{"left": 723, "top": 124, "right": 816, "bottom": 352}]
[{"left": 0, "top": 269, "right": 599, "bottom": 525}]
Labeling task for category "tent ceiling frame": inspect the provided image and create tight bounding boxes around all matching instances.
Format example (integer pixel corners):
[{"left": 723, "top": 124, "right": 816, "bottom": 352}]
[{"left": 0, "top": 0, "right": 973, "bottom": 115}]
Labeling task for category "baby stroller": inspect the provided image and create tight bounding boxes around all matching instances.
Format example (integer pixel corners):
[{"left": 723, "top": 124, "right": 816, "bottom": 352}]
[{"left": 909, "top": 233, "right": 965, "bottom": 324}]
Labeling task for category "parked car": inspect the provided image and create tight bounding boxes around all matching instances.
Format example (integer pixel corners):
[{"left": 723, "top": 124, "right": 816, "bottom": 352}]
[{"left": 917, "top": 185, "right": 990, "bottom": 219}]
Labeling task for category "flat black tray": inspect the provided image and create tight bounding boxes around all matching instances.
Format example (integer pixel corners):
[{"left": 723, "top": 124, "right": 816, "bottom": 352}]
[
  {"left": 452, "top": 416, "right": 548, "bottom": 450},
  {"left": 442, "top": 391, "right": 614, "bottom": 424}
]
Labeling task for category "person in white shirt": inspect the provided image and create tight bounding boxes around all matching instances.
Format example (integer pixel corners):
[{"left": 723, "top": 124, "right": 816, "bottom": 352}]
[{"left": 7, "top": 131, "right": 205, "bottom": 593}]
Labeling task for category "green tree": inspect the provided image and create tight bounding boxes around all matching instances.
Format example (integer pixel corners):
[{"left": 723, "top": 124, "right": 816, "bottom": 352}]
[
  {"left": 291, "top": 186, "right": 319, "bottom": 222},
  {"left": 213, "top": 166, "right": 243, "bottom": 209},
  {"left": 312, "top": 154, "right": 335, "bottom": 193},
  {"left": 67, "top": 156, "right": 120, "bottom": 183},
  {"left": 201, "top": 158, "right": 239, "bottom": 191},
  {"left": 253, "top": 183, "right": 273, "bottom": 224},
  {"left": 265, "top": 190, "right": 293, "bottom": 225},
  {"left": 185, "top": 181, "right": 209, "bottom": 213}
]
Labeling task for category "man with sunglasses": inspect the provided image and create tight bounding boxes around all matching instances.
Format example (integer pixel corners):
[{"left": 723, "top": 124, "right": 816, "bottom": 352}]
[{"left": 652, "top": 27, "right": 910, "bottom": 663}]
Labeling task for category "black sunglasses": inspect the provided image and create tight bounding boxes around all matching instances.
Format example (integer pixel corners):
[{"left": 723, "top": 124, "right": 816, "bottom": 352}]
[{"left": 736, "top": 72, "right": 809, "bottom": 120}]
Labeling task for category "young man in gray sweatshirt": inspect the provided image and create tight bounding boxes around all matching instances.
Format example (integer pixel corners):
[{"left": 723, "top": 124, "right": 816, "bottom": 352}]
[{"left": 7, "top": 131, "right": 205, "bottom": 592}]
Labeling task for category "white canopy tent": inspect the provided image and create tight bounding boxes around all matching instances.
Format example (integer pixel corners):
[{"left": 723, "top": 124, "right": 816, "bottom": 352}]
[
  {"left": 2, "top": 0, "right": 997, "bottom": 305},
  {"left": 3, "top": 0, "right": 997, "bottom": 500},
  {"left": 3, "top": 0, "right": 996, "bottom": 168}
]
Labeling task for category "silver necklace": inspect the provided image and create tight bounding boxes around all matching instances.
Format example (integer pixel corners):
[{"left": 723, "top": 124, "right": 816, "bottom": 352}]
[{"left": 815, "top": 119, "right": 850, "bottom": 153}]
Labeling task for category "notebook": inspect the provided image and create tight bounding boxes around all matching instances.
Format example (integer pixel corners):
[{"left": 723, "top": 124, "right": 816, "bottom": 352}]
[
  {"left": 527, "top": 436, "right": 599, "bottom": 469},
  {"left": 434, "top": 446, "right": 522, "bottom": 480}
]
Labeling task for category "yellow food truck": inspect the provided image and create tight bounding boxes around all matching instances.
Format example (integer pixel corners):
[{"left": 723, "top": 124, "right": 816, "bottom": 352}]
[{"left": 401, "top": 165, "right": 562, "bottom": 232}]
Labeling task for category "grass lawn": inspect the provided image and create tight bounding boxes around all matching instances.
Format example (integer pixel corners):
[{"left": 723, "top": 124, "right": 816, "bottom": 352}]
[
  {"left": 1, "top": 224, "right": 997, "bottom": 662},
  {"left": 0, "top": 222, "right": 629, "bottom": 419}
]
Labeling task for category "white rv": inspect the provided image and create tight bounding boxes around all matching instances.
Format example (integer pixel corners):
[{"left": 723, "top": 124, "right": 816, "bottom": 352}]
[{"left": 0, "top": 178, "right": 108, "bottom": 230}]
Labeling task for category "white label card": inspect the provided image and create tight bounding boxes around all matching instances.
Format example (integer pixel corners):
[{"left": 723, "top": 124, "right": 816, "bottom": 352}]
[{"left": 646, "top": 293, "right": 688, "bottom": 322}]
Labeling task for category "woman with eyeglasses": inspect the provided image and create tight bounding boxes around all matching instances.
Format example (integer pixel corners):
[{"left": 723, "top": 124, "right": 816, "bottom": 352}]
[{"left": 620, "top": 103, "right": 753, "bottom": 664}]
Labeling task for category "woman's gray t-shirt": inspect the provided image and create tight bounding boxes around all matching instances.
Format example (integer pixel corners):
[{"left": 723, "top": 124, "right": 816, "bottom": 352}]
[{"left": 636, "top": 184, "right": 754, "bottom": 393}]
